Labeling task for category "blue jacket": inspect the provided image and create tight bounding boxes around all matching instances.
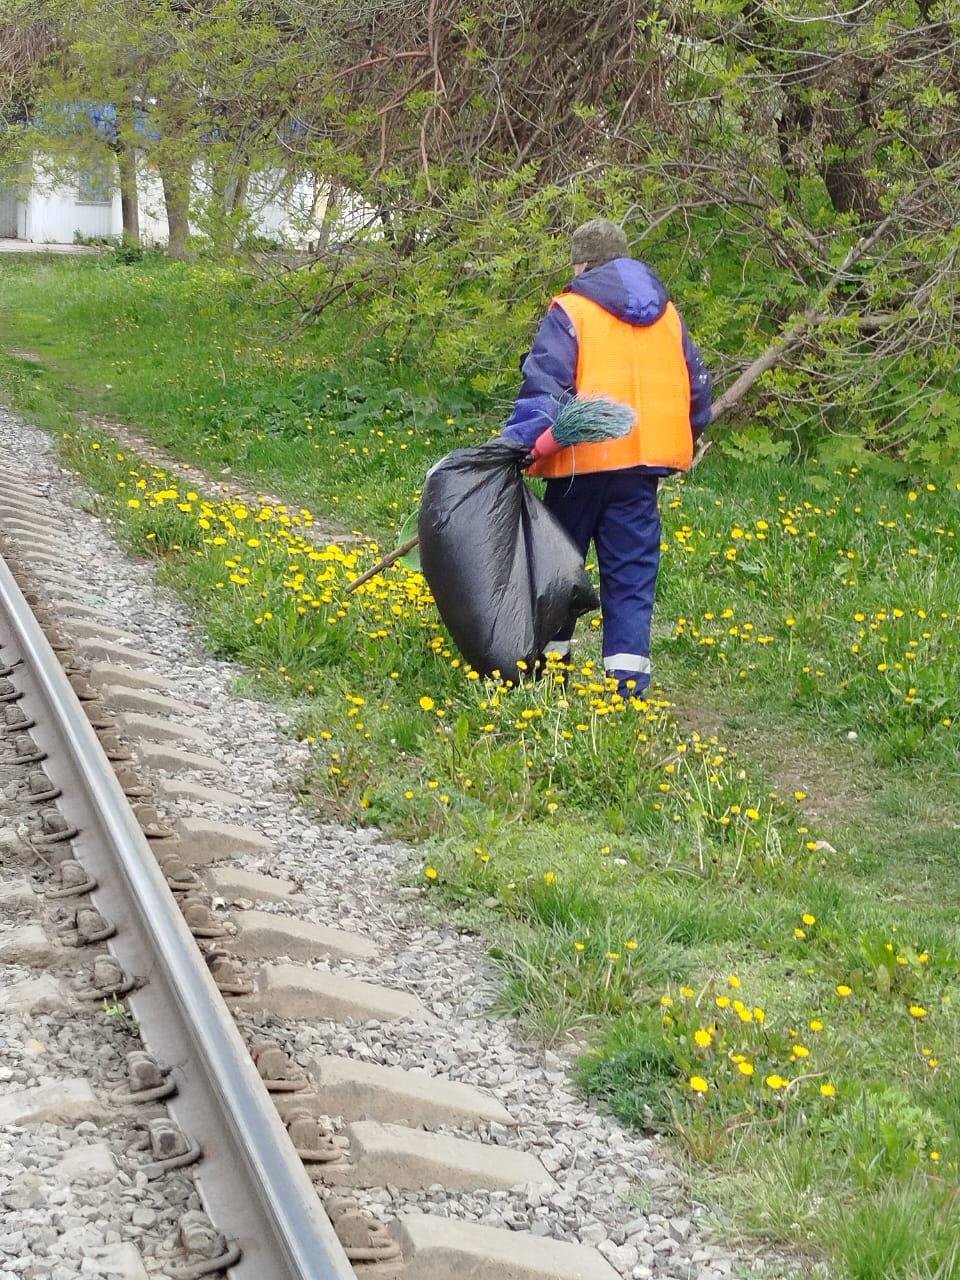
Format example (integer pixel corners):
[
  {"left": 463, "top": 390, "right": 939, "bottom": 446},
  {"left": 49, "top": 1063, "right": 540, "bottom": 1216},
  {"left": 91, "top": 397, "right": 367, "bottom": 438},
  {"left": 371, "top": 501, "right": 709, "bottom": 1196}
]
[{"left": 503, "top": 259, "right": 712, "bottom": 464}]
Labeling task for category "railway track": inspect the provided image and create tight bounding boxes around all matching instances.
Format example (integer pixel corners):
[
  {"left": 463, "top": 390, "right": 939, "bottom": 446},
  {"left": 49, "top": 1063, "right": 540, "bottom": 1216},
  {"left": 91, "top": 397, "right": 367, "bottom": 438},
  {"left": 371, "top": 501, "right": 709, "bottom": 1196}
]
[{"left": 0, "top": 465, "right": 624, "bottom": 1280}]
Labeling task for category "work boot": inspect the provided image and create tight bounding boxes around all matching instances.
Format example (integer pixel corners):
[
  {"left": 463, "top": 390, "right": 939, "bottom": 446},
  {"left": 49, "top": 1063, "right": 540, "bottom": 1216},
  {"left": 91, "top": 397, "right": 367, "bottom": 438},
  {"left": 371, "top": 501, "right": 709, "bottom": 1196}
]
[{"left": 606, "top": 668, "right": 649, "bottom": 701}]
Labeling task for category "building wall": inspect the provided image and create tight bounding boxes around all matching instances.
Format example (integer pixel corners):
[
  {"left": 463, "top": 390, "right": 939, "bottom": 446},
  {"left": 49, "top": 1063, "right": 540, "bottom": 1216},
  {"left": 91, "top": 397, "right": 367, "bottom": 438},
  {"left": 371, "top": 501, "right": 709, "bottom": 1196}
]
[
  {"left": 12, "top": 151, "right": 353, "bottom": 249},
  {"left": 23, "top": 158, "right": 122, "bottom": 243},
  {"left": 137, "top": 162, "right": 169, "bottom": 247},
  {"left": 0, "top": 184, "right": 17, "bottom": 237}
]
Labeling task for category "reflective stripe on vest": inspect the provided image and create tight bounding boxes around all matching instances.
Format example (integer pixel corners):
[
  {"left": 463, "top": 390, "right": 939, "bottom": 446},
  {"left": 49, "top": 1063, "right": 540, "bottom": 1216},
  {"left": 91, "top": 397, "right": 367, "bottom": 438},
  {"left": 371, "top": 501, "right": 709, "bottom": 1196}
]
[{"left": 527, "top": 293, "right": 693, "bottom": 478}]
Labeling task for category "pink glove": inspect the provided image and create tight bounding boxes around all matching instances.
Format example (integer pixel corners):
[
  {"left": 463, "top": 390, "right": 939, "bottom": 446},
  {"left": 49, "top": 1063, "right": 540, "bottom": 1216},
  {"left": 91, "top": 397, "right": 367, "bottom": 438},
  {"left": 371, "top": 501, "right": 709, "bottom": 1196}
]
[{"left": 529, "top": 427, "right": 564, "bottom": 461}]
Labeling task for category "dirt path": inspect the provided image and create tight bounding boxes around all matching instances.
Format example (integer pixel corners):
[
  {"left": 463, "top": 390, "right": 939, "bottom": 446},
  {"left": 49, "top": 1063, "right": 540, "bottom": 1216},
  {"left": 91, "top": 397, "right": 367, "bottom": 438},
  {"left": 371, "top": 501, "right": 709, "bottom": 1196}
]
[{"left": 75, "top": 408, "right": 356, "bottom": 543}]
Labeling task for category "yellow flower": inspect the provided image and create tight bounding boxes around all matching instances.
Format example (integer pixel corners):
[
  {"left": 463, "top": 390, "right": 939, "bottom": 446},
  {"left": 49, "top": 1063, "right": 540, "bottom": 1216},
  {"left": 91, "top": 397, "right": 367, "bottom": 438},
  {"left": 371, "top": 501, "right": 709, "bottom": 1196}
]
[
  {"left": 745, "top": 808, "right": 761, "bottom": 821},
  {"left": 660, "top": 995, "right": 674, "bottom": 1008},
  {"left": 802, "top": 913, "right": 816, "bottom": 926},
  {"left": 930, "top": 1150, "right": 941, "bottom": 1162},
  {"left": 737, "top": 1061, "right": 755, "bottom": 1077},
  {"left": 836, "top": 984, "right": 853, "bottom": 997},
  {"left": 423, "top": 866, "right": 438, "bottom": 881},
  {"left": 794, "top": 928, "right": 807, "bottom": 940},
  {"left": 625, "top": 940, "right": 638, "bottom": 951},
  {"left": 418, "top": 696, "right": 435, "bottom": 711},
  {"left": 819, "top": 1083, "right": 837, "bottom": 1098},
  {"left": 909, "top": 1005, "right": 928, "bottom": 1019},
  {"left": 794, "top": 791, "right": 807, "bottom": 801},
  {"left": 715, "top": 995, "right": 731, "bottom": 1009},
  {"left": 792, "top": 1045, "right": 810, "bottom": 1058},
  {"left": 573, "top": 941, "right": 585, "bottom": 952},
  {"left": 543, "top": 871, "right": 556, "bottom": 885},
  {"left": 688, "top": 1076, "right": 709, "bottom": 1094},
  {"left": 693, "top": 1028, "right": 713, "bottom": 1048},
  {"left": 680, "top": 986, "right": 695, "bottom": 998},
  {"left": 765, "top": 1074, "right": 788, "bottom": 1090},
  {"left": 809, "top": 1019, "right": 824, "bottom": 1032},
  {"left": 727, "top": 975, "right": 741, "bottom": 989}
]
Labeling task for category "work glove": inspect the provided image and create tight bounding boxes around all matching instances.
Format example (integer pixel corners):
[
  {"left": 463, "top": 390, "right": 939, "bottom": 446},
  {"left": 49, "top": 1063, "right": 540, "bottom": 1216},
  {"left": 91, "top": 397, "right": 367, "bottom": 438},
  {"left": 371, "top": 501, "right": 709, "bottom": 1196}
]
[{"left": 519, "top": 426, "right": 564, "bottom": 470}]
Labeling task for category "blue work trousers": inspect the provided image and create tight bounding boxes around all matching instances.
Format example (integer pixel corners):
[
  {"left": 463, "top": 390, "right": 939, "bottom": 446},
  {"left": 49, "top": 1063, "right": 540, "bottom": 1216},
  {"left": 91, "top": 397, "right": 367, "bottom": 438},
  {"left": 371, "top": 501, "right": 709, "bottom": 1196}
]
[{"left": 542, "top": 468, "right": 661, "bottom": 693}]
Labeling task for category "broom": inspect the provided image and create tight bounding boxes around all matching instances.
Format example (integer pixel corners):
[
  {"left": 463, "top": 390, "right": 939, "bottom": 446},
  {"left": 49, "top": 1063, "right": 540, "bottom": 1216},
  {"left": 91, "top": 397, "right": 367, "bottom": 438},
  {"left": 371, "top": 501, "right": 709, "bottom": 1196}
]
[{"left": 346, "top": 395, "right": 633, "bottom": 593}]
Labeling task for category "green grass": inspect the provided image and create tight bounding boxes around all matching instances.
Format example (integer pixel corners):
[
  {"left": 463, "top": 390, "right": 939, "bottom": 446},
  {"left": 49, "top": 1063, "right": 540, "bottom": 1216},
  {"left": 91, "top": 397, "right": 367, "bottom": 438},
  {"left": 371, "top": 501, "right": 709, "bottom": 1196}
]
[
  {"left": 2, "top": 254, "right": 959, "bottom": 1280},
  {"left": 0, "top": 254, "right": 485, "bottom": 534}
]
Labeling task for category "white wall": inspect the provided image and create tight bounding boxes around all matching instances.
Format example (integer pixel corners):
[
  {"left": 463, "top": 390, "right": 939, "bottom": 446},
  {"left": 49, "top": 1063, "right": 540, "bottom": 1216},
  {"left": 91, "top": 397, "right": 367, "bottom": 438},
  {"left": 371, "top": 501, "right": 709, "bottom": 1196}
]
[
  {"left": 23, "top": 158, "right": 122, "bottom": 243},
  {"left": 16, "top": 150, "right": 365, "bottom": 250},
  {"left": 245, "top": 171, "right": 327, "bottom": 245},
  {"left": 137, "top": 161, "right": 169, "bottom": 247}
]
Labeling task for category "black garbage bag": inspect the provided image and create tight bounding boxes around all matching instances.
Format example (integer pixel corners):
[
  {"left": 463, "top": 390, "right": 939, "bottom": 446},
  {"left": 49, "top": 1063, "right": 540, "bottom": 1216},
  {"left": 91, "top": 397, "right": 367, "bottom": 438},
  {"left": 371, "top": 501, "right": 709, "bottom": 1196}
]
[{"left": 418, "top": 438, "right": 599, "bottom": 681}]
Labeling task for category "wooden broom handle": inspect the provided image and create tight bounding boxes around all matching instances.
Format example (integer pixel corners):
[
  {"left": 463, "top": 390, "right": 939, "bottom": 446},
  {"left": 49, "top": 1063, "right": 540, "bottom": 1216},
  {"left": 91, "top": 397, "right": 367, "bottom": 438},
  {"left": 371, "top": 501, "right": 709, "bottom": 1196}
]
[{"left": 345, "top": 534, "right": 420, "bottom": 592}]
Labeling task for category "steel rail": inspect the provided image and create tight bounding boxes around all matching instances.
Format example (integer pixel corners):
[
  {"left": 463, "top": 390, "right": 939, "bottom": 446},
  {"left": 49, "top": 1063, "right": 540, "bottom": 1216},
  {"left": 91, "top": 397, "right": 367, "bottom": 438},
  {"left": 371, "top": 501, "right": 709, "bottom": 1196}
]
[{"left": 0, "top": 550, "right": 355, "bottom": 1280}]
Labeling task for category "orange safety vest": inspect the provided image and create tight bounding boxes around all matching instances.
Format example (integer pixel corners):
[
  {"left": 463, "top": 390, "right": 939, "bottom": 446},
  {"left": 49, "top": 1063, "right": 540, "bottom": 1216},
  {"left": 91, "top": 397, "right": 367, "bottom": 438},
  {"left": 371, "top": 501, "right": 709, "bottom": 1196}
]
[{"left": 527, "top": 291, "right": 693, "bottom": 479}]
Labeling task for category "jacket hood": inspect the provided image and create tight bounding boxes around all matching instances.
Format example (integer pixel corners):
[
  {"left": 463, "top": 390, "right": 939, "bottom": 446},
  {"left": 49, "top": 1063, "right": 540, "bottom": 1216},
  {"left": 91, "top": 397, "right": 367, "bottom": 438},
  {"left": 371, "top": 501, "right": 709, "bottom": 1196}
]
[{"left": 565, "top": 257, "right": 668, "bottom": 326}]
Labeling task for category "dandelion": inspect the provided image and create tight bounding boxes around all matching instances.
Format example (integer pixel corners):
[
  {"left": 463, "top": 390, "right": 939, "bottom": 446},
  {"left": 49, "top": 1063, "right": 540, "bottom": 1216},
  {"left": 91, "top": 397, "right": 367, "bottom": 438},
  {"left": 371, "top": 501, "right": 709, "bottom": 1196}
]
[
  {"left": 693, "top": 1028, "right": 713, "bottom": 1047},
  {"left": 543, "top": 871, "right": 556, "bottom": 885},
  {"left": 573, "top": 941, "right": 586, "bottom": 953},
  {"left": 809, "top": 1019, "right": 824, "bottom": 1032},
  {"left": 802, "top": 913, "right": 816, "bottom": 926},
  {"left": 765, "top": 1074, "right": 788, "bottom": 1090},
  {"left": 660, "top": 995, "right": 674, "bottom": 1008},
  {"left": 737, "top": 1061, "right": 755, "bottom": 1077},
  {"left": 688, "top": 1076, "right": 709, "bottom": 1094},
  {"left": 794, "top": 928, "right": 807, "bottom": 940},
  {"left": 727, "top": 975, "right": 741, "bottom": 989},
  {"left": 836, "top": 984, "right": 852, "bottom": 997},
  {"left": 423, "top": 866, "right": 438, "bottom": 881},
  {"left": 909, "top": 1005, "right": 928, "bottom": 1019},
  {"left": 820, "top": 1083, "right": 837, "bottom": 1098},
  {"left": 625, "top": 939, "right": 638, "bottom": 951},
  {"left": 418, "top": 696, "right": 435, "bottom": 711},
  {"left": 794, "top": 791, "right": 807, "bottom": 801}
]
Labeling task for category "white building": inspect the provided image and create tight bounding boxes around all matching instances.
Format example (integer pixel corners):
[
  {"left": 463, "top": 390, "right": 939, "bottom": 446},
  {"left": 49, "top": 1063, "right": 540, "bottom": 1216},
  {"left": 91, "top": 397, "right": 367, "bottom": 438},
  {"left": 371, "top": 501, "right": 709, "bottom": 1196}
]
[{"left": 0, "top": 151, "right": 330, "bottom": 249}]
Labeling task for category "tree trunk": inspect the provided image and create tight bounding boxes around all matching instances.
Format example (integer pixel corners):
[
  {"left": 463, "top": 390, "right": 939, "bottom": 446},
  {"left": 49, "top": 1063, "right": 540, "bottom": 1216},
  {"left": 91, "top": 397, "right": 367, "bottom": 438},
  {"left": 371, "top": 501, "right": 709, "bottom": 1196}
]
[
  {"left": 315, "top": 181, "right": 339, "bottom": 251},
  {"left": 159, "top": 159, "right": 191, "bottom": 259},
  {"left": 231, "top": 169, "right": 249, "bottom": 214},
  {"left": 117, "top": 143, "right": 139, "bottom": 245}
]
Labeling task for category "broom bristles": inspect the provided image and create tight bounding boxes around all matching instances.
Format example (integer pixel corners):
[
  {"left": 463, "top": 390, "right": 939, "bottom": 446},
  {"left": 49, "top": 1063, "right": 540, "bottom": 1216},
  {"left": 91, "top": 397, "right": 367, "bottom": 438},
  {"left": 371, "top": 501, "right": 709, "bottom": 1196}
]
[{"left": 552, "top": 395, "right": 635, "bottom": 446}]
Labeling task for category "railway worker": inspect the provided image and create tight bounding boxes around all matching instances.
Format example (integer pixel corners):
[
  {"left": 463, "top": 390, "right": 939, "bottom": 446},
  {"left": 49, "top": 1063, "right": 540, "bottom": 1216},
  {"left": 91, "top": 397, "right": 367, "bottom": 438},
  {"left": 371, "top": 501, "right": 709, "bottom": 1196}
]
[{"left": 502, "top": 217, "right": 712, "bottom": 698}]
